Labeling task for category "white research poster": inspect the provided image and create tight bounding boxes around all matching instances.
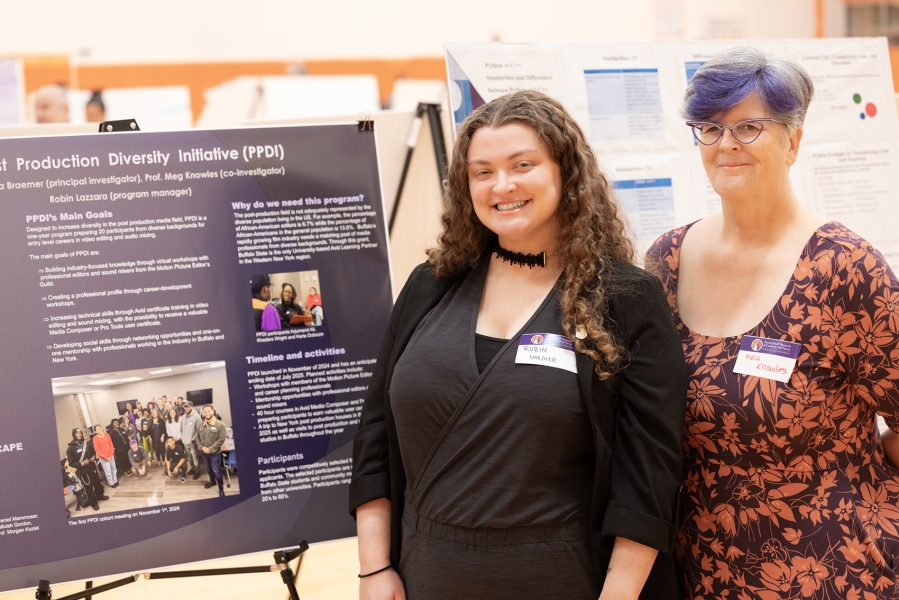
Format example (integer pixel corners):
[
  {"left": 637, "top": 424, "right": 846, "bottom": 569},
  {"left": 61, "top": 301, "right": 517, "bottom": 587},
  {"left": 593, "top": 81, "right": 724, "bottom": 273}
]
[{"left": 445, "top": 38, "right": 899, "bottom": 263}]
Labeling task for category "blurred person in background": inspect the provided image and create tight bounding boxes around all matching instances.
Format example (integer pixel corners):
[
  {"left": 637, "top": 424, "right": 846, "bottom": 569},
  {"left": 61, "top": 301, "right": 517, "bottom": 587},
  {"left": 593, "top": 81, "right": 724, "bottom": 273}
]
[
  {"left": 34, "top": 84, "right": 69, "bottom": 124},
  {"left": 85, "top": 90, "right": 105, "bottom": 123}
]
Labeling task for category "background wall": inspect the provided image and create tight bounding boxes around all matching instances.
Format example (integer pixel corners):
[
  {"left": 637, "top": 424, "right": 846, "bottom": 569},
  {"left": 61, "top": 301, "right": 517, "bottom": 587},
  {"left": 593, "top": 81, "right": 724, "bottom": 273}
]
[
  {"left": 53, "top": 367, "right": 233, "bottom": 458},
  {"left": 54, "top": 394, "right": 83, "bottom": 458},
  {"left": 0, "top": 0, "right": 836, "bottom": 65},
  {"left": 0, "top": 0, "right": 652, "bottom": 63}
]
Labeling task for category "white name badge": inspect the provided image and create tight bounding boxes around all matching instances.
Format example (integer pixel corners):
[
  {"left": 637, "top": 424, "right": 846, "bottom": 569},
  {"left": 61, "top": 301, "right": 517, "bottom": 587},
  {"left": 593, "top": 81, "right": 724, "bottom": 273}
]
[
  {"left": 515, "top": 333, "right": 577, "bottom": 374},
  {"left": 733, "top": 335, "right": 800, "bottom": 383}
]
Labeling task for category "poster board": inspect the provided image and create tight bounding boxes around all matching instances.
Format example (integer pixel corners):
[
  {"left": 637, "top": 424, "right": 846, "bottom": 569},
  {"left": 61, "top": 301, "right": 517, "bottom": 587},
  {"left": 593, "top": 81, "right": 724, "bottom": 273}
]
[
  {"left": 0, "top": 123, "right": 393, "bottom": 592},
  {"left": 445, "top": 38, "right": 899, "bottom": 264},
  {"left": 245, "top": 110, "right": 449, "bottom": 292}
]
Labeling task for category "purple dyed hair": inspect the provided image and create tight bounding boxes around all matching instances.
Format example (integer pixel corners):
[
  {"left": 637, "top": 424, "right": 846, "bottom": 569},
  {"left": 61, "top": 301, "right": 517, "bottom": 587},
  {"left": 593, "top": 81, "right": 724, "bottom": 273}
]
[{"left": 683, "top": 46, "right": 814, "bottom": 128}]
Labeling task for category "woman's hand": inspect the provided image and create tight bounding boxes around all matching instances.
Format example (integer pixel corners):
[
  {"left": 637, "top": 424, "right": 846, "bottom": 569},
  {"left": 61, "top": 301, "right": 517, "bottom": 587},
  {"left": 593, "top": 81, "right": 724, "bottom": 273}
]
[
  {"left": 598, "top": 537, "right": 658, "bottom": 600},
  {"left": 357, "top": 498, "right": 404, "bottom": 600},
  {"left": 360, "top": 568, "right": 406, "bottom": 600}
]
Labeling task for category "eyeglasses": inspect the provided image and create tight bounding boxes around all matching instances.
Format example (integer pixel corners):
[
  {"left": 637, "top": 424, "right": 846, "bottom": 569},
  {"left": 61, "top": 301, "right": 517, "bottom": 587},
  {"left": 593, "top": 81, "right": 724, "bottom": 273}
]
[{"left": 686, "top": 118, "right": 785, "bottom": 145}]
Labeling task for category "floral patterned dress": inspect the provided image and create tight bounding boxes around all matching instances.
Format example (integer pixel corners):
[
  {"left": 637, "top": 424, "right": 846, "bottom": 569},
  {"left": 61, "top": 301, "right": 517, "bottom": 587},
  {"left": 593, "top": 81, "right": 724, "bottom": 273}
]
[{"left": 647, "top": 222, "right": 899, "bottom": 600}]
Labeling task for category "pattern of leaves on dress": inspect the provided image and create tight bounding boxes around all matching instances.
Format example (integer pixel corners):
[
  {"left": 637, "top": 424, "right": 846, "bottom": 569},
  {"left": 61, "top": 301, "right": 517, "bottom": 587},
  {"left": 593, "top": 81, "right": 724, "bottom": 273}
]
[{"left": 647, "top": 222, "right": 899, "bottom": 599}]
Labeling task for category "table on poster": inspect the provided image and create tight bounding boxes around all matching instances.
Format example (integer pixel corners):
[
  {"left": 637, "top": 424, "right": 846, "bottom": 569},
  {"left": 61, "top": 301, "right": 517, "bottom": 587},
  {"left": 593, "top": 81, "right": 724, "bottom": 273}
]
[
  {"left": 0, "top": 123, "right": 392, "bottom": 593},
  {"left": 446, "top": 38, "right": 899, "bottom": 264}
]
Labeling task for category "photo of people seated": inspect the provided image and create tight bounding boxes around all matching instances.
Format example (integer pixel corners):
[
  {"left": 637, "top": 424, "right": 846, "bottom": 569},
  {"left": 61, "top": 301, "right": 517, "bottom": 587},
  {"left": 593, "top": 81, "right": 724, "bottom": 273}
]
[
  {"left": 251, "top": 269, "right": 323, "bottom": 332},
  {"left": 53, "top": 361, "right": 239, "bottom": 517}
]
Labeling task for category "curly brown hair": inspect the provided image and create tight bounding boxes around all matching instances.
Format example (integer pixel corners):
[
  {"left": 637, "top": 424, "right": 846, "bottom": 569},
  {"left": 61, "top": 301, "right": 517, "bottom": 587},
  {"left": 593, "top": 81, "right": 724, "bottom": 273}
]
[{"left": 427, "top": 90, "right": 635, "bottom": 378}]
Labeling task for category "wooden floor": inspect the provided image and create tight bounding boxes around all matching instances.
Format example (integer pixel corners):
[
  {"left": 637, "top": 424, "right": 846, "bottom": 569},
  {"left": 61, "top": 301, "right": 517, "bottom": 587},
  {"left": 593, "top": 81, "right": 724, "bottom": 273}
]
[
  {"left": 66, "top": 460, "right": 240, "bottom": 517},
  {"left": 2, "top": 537, "right": 360, "bottom": 600}
]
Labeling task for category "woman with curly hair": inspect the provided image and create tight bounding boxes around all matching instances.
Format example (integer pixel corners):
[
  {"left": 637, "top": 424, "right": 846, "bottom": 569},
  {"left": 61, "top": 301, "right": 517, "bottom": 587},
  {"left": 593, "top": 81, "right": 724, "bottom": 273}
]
[{"left": 350, "top": 90, "right": 686, "bottom": 600}]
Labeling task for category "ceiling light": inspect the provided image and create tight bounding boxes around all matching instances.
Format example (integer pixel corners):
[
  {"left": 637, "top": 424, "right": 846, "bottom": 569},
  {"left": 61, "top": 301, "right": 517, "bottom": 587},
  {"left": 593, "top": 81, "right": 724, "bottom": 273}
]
[
  {"left": 117, "top": 377, "right": 142, "bottom": 383},
  {"left": 89, "top": 379, "right": 117, "bottom": 386},
  {"left": 149, "top": 368, "right": 172, "bottom": 375}
]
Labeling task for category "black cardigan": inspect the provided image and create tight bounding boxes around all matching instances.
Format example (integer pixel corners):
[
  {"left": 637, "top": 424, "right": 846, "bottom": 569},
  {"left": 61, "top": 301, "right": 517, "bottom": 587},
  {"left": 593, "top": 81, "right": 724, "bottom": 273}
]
[{"left": 349, "top": 261, "right": 687, "bottom": 597}]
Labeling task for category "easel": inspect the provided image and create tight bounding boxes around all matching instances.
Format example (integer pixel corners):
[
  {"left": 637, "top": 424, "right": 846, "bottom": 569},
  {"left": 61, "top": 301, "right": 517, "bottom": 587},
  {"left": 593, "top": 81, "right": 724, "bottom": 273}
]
[
  {"left": 36, "top": 118, "right": 310, "bottom": 600},
  {"left": 388, "top": 102, "right": 449, "bottom": 234},
  {"left": 34, "top": 541, "right": 309, "bottom": 600}
]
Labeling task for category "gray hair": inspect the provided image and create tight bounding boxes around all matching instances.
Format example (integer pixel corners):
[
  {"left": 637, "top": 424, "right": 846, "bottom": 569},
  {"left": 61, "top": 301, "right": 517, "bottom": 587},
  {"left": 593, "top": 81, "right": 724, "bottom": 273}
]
[
  {"left": 35, "top": 84, "right": 69, "bottom": 107},
  {"left": 683, "top": 46, "right": 814, "bottom": 129}
]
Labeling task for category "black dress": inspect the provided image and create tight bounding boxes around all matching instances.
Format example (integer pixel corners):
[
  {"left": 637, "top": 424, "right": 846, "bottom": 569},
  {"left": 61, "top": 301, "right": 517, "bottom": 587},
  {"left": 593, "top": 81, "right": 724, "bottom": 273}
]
[
  {"left": 148, "top": 418, "right": 166, "bottom": 462},
  {"left": 109, "top": 428, "right": 131, "bottom": 474},
  {"left": 390, "top": 261, "right": 598, "bottom": 598},
  {"left": 350, "top": 260, "right": 687, "bottom": 599}
]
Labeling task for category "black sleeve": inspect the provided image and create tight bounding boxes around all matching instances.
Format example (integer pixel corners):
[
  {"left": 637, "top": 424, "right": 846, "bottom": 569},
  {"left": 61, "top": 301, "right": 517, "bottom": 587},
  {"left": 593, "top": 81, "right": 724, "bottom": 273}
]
[
  {"left": 348, "top": 263, "right": 426, "bottom": 516},
  {"left": 600, "top": 270, "right": 686, "bottom": 553},
  {"left": 65, "top": 445, "right": 77, "bottom": 466}
]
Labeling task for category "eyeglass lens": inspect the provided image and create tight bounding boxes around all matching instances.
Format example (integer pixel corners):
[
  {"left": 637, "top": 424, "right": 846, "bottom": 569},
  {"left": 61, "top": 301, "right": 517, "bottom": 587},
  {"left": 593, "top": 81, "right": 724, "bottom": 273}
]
[{"left": 692, "top": 120, "right": 765, "bottom": 145}]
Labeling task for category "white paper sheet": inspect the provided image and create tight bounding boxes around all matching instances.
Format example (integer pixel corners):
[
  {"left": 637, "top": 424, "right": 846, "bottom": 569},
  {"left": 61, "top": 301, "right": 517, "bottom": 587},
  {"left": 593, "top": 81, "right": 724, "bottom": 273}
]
[
  {"left": 786, "top": 38, "right": 899, "bottom": 145},
  {"left": 445, "top": 43, "right": 564, "bottom": 131},
  {"left": 560, "top": 44, "right": 685, "bottom": 152}
]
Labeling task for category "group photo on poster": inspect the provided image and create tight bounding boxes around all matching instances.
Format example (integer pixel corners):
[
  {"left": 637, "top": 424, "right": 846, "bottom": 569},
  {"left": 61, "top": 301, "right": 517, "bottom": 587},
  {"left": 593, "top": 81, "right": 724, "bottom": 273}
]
[{"left": 54, "top": 361, "right": 238, "bottom": 517}]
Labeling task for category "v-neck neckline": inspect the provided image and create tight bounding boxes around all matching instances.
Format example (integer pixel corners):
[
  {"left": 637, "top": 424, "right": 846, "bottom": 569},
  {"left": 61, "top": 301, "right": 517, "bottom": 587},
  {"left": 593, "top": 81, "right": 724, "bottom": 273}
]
[{"left": 466, "top": 260, "right": 562, "bottom": 379}]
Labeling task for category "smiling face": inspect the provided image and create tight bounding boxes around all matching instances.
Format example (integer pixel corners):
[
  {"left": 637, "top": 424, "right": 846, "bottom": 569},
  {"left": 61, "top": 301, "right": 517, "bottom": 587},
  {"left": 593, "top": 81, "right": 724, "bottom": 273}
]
[
  {"left": 281, "top": 285, "right": 295, "bottom": 304},
  {"left": 95, "top": 425, "right": 104, "bottom": 436},
  {"left": 698, "top": 94, "right": 801, "bottom": 201},
  {"left": 467, "top": 123, "right": 563, "bottom": 253},
  {"left": 202, "top": 405, "right": 215, "bottom": 421}
]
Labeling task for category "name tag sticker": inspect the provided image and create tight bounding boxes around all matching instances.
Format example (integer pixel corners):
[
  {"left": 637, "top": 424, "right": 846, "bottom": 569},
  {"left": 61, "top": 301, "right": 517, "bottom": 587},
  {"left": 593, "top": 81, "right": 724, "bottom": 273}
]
[
  {"left": 733, "top": 335, "right": 800, "bottom": 383},
  {"left": 515, "top": 333, "right": 577, "bottom": 374}
]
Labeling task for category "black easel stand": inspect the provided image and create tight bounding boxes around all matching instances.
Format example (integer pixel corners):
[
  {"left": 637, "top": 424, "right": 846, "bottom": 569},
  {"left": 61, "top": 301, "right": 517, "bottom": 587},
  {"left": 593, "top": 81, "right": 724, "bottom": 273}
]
[
  {"left": 388, "top": 102, "right": 449, "bottom": 234},
  {"left": 34, "top": 541, "right": 309, "bottom": 600}
]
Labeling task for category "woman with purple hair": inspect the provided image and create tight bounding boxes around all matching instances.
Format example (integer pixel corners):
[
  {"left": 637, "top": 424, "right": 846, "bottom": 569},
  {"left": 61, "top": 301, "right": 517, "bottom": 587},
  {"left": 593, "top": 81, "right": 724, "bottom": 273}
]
[{"left": 647, "top": 46, "right": 899, "bottom": 598}]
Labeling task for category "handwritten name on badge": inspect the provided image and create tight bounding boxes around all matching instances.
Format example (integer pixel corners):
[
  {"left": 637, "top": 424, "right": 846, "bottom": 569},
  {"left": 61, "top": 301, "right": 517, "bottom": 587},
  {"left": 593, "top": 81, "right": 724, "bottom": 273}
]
[
  {"left": 733, "top": 335, "right": 800, "bottom": 383},
  {"left": 515, "top": 333, "right": 577, "bottom": 374}
]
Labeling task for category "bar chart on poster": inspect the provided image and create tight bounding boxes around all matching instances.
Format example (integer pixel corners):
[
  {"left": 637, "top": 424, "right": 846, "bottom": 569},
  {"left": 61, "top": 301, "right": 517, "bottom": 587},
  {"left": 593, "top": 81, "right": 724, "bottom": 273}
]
[
  {"left": 0, "top": 123, "right": 393, "bottom": 593},
  {"left": 446, "top": 38, "right": 899, "bottom": 263}
]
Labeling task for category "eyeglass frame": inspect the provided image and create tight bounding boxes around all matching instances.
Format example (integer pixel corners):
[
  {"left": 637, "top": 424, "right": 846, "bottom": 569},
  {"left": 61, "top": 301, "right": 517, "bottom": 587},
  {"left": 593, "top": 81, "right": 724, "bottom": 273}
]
[{"left": 686, "top": 118, "right": 787, "bottom": 145}]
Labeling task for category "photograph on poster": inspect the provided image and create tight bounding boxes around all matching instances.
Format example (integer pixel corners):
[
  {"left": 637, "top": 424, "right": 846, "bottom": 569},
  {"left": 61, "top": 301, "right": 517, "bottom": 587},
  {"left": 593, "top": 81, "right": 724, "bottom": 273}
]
[
  {"left": 52, "top": 361, "right": 238, "bottom": 518},
  {"left": 252, "top": 269, "right": 324, "bottom": 339}
]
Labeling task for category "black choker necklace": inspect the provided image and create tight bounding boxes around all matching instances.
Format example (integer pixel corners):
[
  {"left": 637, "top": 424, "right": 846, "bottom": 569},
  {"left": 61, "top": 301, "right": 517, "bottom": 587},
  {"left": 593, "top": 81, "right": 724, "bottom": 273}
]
[{"left": 494, "top": 244, "right": 547, "bottom": 268}]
